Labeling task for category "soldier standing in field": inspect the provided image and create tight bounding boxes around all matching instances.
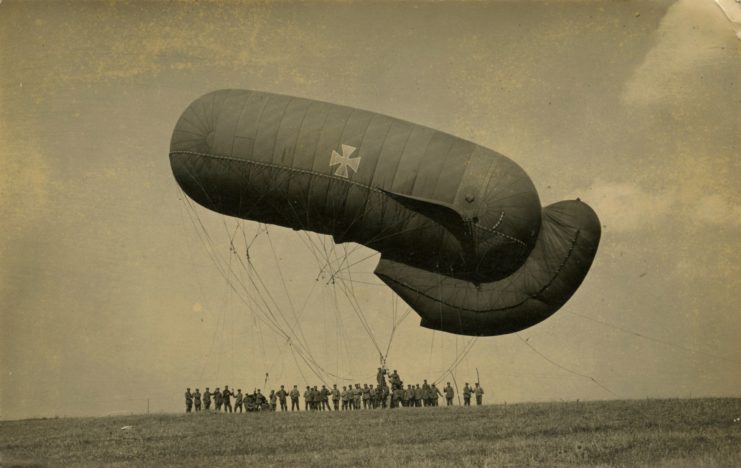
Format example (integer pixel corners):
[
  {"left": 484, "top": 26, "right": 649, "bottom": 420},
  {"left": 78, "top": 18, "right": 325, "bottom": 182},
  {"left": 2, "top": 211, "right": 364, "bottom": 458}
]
[
  {"left": 362, "top": 384, "right": 371, "bottom": 409},
  {"left": 474, "top": 383, "right": 485, "bottom": 405},
  {"left": 193, "top": 388, "right": 202, "bottom": 412},
  {"left": 203, "top": 387, "right": 212, "bottom": 411},
  {"left": 421, "top": 380, "right": 431, "bottom": 406},
  {"left": 222, "top": 386, "right": 234, "bottom": 413},
  {"left": 341, "top": 386, "right": 349, "bottom": 411},
  {"left": 354, "top": 384, "right": 362, "bottom": 410},
  {"left": 463, "top": 382, "right": 472, "bottom": 406},
  {"left": 376, "top": 367, "right": 387, "bottom": 389},
  {"left": 185, "top": 388, "right": 193, "bottom": 413},
  {"left": 431, "top": 384, "right": 442, "bottom": 407},
  {"left": 403, "top": 385, "right": 413, "bottom": 407},
  {"left": 269, "top": 390, "right": 277, "bottom": 411},
  {"left": 214, "top": 387, "right": 223, "bottom": 412},
  {"left": 276, "top": 385, "right": 288, "bottom": 411},
  {"left": 331, "top": 384, "right": 341, "bottom": 411},
  {"left": 414, "top": 384, "right": 423, "bottom": 407},
  {"left": 319, "top": 385, "right": 329, "bottom": 411},
  {"left": 369, "top": 384, "right": 378, "bottom": 409},
  {"left": 234, "top": 389, "right": 244, "bottom": 413},
  {"left": 290, "top": 385, "right": 300, "bottom": 411},
  {"left": 303, "top": 386, "right": 311, "bottom": 411},
  {"left": 444, "top": 382, "right": 454, "bottom": 406}
]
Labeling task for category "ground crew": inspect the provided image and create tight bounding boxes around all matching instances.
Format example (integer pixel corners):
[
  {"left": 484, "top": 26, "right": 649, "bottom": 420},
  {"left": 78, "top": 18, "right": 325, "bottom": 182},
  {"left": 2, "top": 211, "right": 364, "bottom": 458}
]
[
  {"left": 353, "top": 384, "right": 362, "bottom": 410},
  {"left": 331, "top": 384, "right": 341, "bottom": 411},
  {"left": 422, "top": 380, "right": 431, "bottom": 406},
  {"left": 203, "top": 388, "right": 212, "bottom": 411},
  {"left": 193, "top": 389, "right": 202, "bottom": 412},
  {"left": 234, "top": 389, "right": 244, "bottom": 413},
  {"left": 362, "top": 384, "right": 371, "bottom": 409},
  {"left": 413, "top": 384, "right": 423, "bottom": 407},
  {"left": 431, "top": 384, "right": 442, "bottom": 406},
  {"left": 463, "top": 383, "right": 472, "bottom": 406},
  {"left": 474, "top": 383, "right": 484, "bottom": 405},
  {"left": 214, "top": 387, "right": 223, "bottom": 411},
  {"left": 185, "top": 388, "right": 193, "bottom": 413},
  {"left": 269, "top": 390, "right": 277, "bottom": 411},
  {"left": 376, "top": 367, "right": 386, "bottom": 388},
  {"left": 392, "top": 386, "right": 403, "bottom": 408},
  {"left": 222, "top": 386, "right": 234, "bottom": 413},
  {"left": 403, "top": 385, "right": 413, "bottom": 407},
  {"left": 341, "top": 386, "right": 349, "bottom": 410},
  {"left": 277, "top": 385, "right": 288, "bottom": 411},
  {"left": 290, "top": 385, "right": 300, "bottom": 411},
  {"left": 304, "top": 386, "right": 311, "bottom": 411},
  {"left": 321, "top": 385, "right": 331, "bottom": 411},
  {"left": 445, "top": 382, "right": 454, "bottom": 406}
]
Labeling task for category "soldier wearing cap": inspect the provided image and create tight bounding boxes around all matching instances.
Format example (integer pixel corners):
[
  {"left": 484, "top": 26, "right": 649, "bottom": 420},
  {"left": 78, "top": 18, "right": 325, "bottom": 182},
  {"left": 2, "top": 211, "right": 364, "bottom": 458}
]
[
  {"left": 331, "top": 384, "right": 341, "bottom": 411},
  {"left": 276, "top": 385, "right": 288, "bottom": 411},
  {"left": 269, "top": 390, "right": 277, "bottom": 411},
  {"left": 445, "top": 382, "right": 455, "bottom": 406},
  {"left": 222, "top": 386, "right": 234, "bottom": 413},
  {"left": 193, "top": 388, "right": 202, "bottom": 412},
  {"left": 474, "top": 383, "right": 485, "bottom": 405},
  {"left": 214, "top": 387, "right": 223, "bottom": 412},
  {"left": 185, "top": 388, "right": 193, "bottom": 413},
  {"left": 362, "top": 384, "right": 371, "bottom": 409},
  {"left": 290, "top": 385, "right": 300, "bottom": 411},
  {"left": 431, "top": 384, "right": 442, "bottom": 407},
  {"left": 203, "top": 387, "right": 212, "bottom": 411},
  {"left": 413, "top": 384, "right": 423, "bottom": 407},
  {"left": 303, "top": 386, "right": 311, "bottom": 411},
  {"left": 234, "top": 389, "right": 244, "bottom": 413},
  {"left": 421, "top": 380, "right": 431, "bottom": 406},
  {"left": 463, "top": 382, "right": 472, "bottom": 406},
  {"left": 376, "top": 367, "right": 387, "bottom": 388},
  {"left": 341, "top": 386, "right": 349, "bottom": 411}
]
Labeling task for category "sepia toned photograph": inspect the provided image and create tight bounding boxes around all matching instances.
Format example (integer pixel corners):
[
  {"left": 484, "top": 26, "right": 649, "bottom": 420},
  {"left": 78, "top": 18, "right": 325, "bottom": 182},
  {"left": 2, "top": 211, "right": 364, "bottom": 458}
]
[{"left": 1, "top": 0, "right": 740, "bottom": 466}]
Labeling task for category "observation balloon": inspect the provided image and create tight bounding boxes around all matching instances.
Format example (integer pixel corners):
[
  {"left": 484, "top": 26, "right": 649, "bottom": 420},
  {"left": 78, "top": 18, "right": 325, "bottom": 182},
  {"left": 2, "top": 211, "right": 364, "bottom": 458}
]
[{"left": 169, "top": 90, "right": 600, "bottom": 336}]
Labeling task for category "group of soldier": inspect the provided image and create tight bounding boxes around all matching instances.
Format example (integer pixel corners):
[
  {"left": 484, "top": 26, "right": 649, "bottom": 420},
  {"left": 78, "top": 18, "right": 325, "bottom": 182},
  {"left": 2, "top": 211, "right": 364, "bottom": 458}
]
[{"left": 184, "top": 368, "right": 485, "bottom": 413}]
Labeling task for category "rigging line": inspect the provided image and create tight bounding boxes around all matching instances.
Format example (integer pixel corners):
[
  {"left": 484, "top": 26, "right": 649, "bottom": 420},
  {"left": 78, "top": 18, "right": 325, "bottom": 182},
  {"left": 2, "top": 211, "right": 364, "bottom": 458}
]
[
  {"left": 183, "top": 200, "right": 294, "bottom": 344},
  {"left": 264, "top": 230, "right": 314, "bottom": 354},
  {"left": 333, "top": 274, "right": 383, "bottom": 354},
  {"left": 515, "top": 333, "right": 615, "bottom": 396},
  {"left": 565, "top": 310, "right": 741, "bottom": 366},
  {"left": 432, "top": 337, "right": 478, "bottom": 385}
]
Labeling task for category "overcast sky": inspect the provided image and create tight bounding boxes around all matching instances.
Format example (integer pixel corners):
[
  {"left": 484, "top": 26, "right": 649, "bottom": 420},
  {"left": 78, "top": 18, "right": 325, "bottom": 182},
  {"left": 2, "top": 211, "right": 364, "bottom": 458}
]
[{"left": 1, "top": 0, "right": 739, "bottom": 420}]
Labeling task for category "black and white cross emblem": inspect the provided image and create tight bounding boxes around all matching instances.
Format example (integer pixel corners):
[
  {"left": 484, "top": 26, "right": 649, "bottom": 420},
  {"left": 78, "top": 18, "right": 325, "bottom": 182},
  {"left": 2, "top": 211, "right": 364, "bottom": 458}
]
[{"left": 329, "top": 144, "right": 360, "bottom": 178}]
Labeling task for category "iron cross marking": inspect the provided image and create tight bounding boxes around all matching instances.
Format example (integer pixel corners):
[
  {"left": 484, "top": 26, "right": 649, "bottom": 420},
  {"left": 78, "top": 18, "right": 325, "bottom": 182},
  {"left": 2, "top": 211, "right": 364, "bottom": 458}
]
[{"left": 329, "top": 144, "right": 360, "bottom": 178}]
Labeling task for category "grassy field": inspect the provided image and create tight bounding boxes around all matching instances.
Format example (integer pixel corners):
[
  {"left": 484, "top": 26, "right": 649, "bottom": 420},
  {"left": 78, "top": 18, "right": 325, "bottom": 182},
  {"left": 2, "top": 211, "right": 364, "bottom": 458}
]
[{"left": 1, "top": 398, "right": 739, "bottom": 467}]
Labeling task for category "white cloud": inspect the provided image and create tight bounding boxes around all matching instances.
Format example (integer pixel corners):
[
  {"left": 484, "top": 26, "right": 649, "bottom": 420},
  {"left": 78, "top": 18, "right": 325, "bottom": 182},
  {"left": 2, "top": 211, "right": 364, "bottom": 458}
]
[
  {"left": 622, "top": 0, "right": 736, "bottom": 107},
  {"left": 578, "top": 180, "right": 676, "bottom": 233}
]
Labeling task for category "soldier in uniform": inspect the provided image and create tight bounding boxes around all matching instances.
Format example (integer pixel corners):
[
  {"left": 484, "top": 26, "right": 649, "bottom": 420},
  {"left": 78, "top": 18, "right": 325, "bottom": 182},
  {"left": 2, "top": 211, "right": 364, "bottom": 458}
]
[
  {"left": 303, "top": 386, "right": 311, "bottom": 411},
  {"left": 413, "top": 384, "right": 423, "bottom": 407},
  {"left": 290, "top": 385, "right": 300, "bottom": 411},
  {"left": 214, "top": 387, "right": 223, "bottom": 412},
  {"left": 193, "top": 388, "right": 202, "bottom": 412},
  {"left": 369, "top": 384, "right": 377, "bottom": 409},
  {"left": 474, "top": 383, "right": 485, "bottom": 405},
  {"left": 185, "top": 388, "right": 193, "bottom": 413},
  {"left": 444, "top": 382, "right": 455, "bottom": 406},
  {"left": 222, "top": 386, "right": 234, "bottom": 413},
  {"left": 276, "top": 385, "right": 288, "bottom": 411},
  {"left": 353, "top": 384, "right": 362, "bottom": 410},
  {"left": 362, "top": 384, "right": 371, "bottom": 409},
  {"left": 331, "top": 384, "right": 341, "bottom": 411},
  {"left": 431, "top": 384, "right": 442, "bottom": 407},
  {"left": 390, "top": 370, "right": 403, "bottom": 391},
  {"left": 376, "top": 367, "right": 387, "bottom": 388},
  {"left": 203, "top": 387, "right": 212, "bottom": 411},
  {"left": 421, "top": 380, "right": 431, "bottom": 407},
  {"left": 341, "top": 386, "right": 349, "bottom": 411},
  {"left": 463, "top": 382, "right": 472, "bottom": 406},
  {"left": 403, "top": 385, "right": 413, "bottom": 407},
  {"left": 269, "top": 390, "right": 277, "bottom": 411},
  {"left": 234, "top": 389, "right": 244, "bottom": 413}
]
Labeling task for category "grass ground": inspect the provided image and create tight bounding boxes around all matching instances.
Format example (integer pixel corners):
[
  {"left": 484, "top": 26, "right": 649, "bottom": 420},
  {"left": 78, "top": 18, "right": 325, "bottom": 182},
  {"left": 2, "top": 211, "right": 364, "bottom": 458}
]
[{"left": 1, "top": 398, "right": 739, "bottom": 467}]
